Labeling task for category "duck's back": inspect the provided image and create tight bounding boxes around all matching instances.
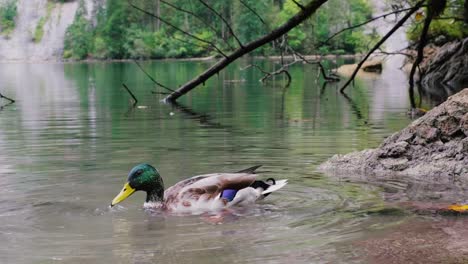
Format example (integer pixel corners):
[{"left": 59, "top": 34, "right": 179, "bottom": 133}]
[{"left": 163, "top": 173, "right": 256, "bottom": 213}]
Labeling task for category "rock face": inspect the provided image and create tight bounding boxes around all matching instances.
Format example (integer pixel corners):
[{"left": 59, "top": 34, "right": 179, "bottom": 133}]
[
  {"left": 0, "top": 0, "right": 99, "bottom": 61},
  {"left": 319, "top": 88, "right": 468, "bottom": 201},
  {"left": 420, "top": 38, "right": 468, "bottom": 102}
]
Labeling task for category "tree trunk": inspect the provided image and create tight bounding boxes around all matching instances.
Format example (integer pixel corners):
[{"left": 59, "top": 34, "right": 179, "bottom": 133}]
[
  {"left": 464, "top": 0, "right": 468, "bottom": 24},
  {"left": 163, "top": 0, "right": 328, "bottom": 102}
]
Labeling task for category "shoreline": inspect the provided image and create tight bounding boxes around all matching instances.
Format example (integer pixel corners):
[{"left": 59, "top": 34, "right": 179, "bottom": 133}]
[{"left": 0, "top": 54, "right": 362, "bottom": 64}]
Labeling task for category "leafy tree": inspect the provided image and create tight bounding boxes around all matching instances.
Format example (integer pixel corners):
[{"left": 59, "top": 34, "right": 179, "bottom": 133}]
[{"left": 0, "top": 0, "right": 17, "bottom": 37}]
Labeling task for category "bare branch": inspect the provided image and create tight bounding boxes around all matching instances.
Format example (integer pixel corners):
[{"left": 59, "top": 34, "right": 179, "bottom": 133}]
[
  {"left": 151, "top": 91, "right": 171, "bottom": 95},
  {"left": 465, "top": 0, "right": 468, "bottom": 23},
  {"left": 122, "top": 83, "right": 138, "bottom": 107},
  {"left": 164, "top": 0, "right": 329, "bottom": 102},
  {"left": 160, "top": 0, "right": 235, "bottom": 50},
  {"left": 239, "top": 0, "right": 267, "bottom": 26},
  {"left": 293, "top": 52, "right": 340, "bottom": 82},
  {"left": 197, "top": 0, "right": 244, "bottom": 48},
  {"left": 0, "top": 92, "right": 15, "bottom": 104},
  {"left": 375, "top": 50, "right": 414, "bottom": 59},
  {"left": 133, "top": 60, "right": 176, "bottom": 93},
  {"left": 241, "top": 64, "right": 271, "bottom": 75},
  {"left": 291, "top": 0, "right": 305, "bottom": 10},
  {"left": 324, "top": 6, "right": 415, "bottom": 44},
  {"left": 409, "top": 3, "right": 435, "bottom": 108},
  {"left": 128, "top": 0, "right": 227, "bottom": 58},
  {"left": 340, "top": 1, "right": 425, "bottom": 93},
  {"left": 250, "top": 60, "right": 296, "bottom": 85}
]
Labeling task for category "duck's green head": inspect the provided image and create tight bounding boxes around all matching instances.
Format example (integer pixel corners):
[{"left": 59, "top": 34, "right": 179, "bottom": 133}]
[{"left": 111, "top": 163, "right": 164, "bottom": 207}]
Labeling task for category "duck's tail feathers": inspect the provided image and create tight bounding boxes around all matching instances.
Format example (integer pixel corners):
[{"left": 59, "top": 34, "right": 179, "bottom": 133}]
[
  {"left": 236, "top": 165, "right": 262, "bottom": 174},
  {"left": 262, "top": 179, "right": 288, "bottom": 195}
]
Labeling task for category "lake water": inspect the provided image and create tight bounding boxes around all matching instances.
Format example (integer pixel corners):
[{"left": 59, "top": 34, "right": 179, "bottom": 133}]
[{"left": 0, "top": 59, "right": 444, "bottom": 263}]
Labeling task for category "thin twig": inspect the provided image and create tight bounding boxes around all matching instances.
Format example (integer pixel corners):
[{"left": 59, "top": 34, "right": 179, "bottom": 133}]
[
  {"left": 293, "top": 52, "right": 340, "bottom": 82},
  {"left": 323, "top": 6, "right": 415, "bottom": 44},
  {"left": 163, "top": 0, "right": 329, "bottom": 102},
  {"left": 340, "top": 1, "right": 425, "bottom": 93},
  {"left": 0, "top": 92, "right": 15, "bottom": 104},
  {"left": 128, "top": 0, "right": 227, "bottom": 58},
  {"left": 151, "top": 91, "right": 171, "bottom": 95},
  {"left": 197, "top": 0, "right": 244, "bottom": 48},
  {"left": 239, "top": 0, "right": 267, "bottom": 26},
  {"left": 133, "top": 60, "right": 175, "bottom": 92},
  {"left": 291, "top": 0, "right": 305, "bottom": 10},
  {"left": 122, "top": 83, "right": 138, "bottom": 107},
  {"left": 160, "top": 0, "right": 234, "bottom": 50}
]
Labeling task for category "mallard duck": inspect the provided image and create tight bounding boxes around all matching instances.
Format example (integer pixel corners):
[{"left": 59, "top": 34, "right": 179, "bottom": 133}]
[{"left": 110, "top": 164, "right": 287, "bottom": 213}]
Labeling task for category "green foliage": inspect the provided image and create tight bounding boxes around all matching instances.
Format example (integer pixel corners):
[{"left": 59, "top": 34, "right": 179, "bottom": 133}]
[
  {"left": 0, "top": 0, "right": 17, "bottom": 37},
  {"left": 306, "top": 0, "right": 376, "bottom": 54},
  {"left": 407, "top": 0, "right": 468, "bottom": 45},
  {"left": 63, "top": 1, "right": 92, "bottom": 59},
  {"left": 33, "top": 1, "right": 55, "bottom": 43},
  {"left": 62, "top": 0, "right": 378, "bottom": 60},
  {"left": 277, "top": 1, "right": 306, "bottom": 50}
]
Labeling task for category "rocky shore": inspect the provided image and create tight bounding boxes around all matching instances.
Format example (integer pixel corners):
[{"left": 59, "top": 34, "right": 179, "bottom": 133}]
[{"left": 319, "top": 88, "right": 468, "bottom": 202}]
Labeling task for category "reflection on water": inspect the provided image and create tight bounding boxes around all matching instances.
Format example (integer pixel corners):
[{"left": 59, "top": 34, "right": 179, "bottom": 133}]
[{"left": 0, "top": 60, "right": 420, "bottom": 263}]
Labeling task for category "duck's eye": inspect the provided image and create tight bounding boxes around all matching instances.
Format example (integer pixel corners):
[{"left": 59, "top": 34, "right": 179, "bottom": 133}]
[{"left": 135, "top": 170, "right": 143, "bottom": 176}]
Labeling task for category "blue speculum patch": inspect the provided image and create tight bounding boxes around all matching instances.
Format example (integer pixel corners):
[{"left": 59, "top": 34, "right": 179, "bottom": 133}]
[{"left": 221, "top": 189, "right": 237, "bottom": 201}]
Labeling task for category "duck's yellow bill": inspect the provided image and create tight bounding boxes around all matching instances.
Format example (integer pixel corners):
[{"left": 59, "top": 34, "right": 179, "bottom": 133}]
[{"left": 111, "top": 182, "right": 136, "bottom": 207}]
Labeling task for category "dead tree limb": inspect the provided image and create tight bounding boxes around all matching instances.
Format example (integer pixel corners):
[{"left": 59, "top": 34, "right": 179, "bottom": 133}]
[
  {"left": 465, "top": 0, "right": 468, "bottom": 23},
  {"left": 241, "top": 63, "right": 292, "bottom": 86},
  {"left": 122, "top": 83, "right": 138, "bottom": 107},
  {"left": 293, "top": 52, "right": 340, "bottom": 82},
  {"left": 0, "top": 92, "right": 15, "bottom": 104},
  {"left": 161, "top": 0, "right": 328, "bottom": 102},
  {"left": 133, "top": 60, "right": 175, "bottom": 93},
  {"left": 129, "top": 1, "right": 227, "bottom": 58},
  {"left": 340, "top": 1, "right": 425, "bottom": 93},
  {"left": 408, "top": 0, "right": 445, "bottom": 108}
]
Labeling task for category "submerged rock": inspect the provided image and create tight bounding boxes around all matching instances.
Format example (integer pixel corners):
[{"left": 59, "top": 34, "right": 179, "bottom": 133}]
[{"left": 319, "top": 88, "right": 468, "bottom": 202}]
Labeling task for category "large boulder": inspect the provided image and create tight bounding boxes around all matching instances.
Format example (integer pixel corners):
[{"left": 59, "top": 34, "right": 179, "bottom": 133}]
[
  {"left": 319, "top": 88, "right": 468, "bottom": 202},
  {"left": 419, "top": 38, "right": 468, "bottom": 102}
]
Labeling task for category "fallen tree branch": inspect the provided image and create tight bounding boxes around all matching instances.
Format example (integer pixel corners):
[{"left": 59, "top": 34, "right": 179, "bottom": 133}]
[
  {"left": 122, "top": 83, "right": 138, "bottom": 107},
  {"left": 293, "top": 52, "right": 340, "bottom": 82},
  {"left": 133, "top": 60, "right": 175, "bottom": 93},
  {"left": 340, "top": 1, "right": 425, "bottom": 93},
  {"left": 162, "top": 0, "right": 328, "bottom": 102},
  {"left": 408, "top": 1, "right": 439, "bottom": 108},
  {"left": 241, "top": 63, "right": 292, "bottom": 86},
  {"left": 0, "top": 92, "right": 15, "bottom": 104}
]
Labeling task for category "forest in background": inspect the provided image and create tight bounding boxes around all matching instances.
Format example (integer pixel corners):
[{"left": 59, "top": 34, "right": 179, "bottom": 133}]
[
  {"left": 0, "top": 0, "right": 467, "bottom": 60},
  {"left": 62, "top": 0, "right": 377, "bottom": 60}
]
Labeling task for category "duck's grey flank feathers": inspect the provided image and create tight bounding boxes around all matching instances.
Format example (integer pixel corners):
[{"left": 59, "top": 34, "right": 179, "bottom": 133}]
[{"left": 236, "top": 165, "right": 262, "bottom": 174}]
